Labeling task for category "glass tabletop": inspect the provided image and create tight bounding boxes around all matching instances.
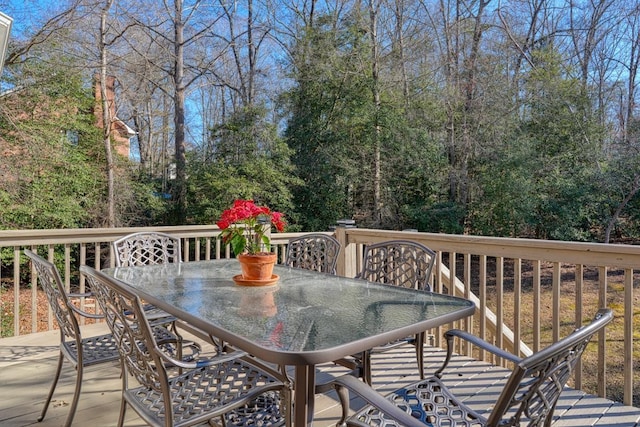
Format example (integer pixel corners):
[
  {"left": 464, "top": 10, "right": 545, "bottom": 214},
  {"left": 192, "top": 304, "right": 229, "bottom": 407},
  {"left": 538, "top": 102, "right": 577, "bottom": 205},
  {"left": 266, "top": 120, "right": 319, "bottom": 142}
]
[{"left": 106, "top": 259, "right": 474, "bottom": 363}]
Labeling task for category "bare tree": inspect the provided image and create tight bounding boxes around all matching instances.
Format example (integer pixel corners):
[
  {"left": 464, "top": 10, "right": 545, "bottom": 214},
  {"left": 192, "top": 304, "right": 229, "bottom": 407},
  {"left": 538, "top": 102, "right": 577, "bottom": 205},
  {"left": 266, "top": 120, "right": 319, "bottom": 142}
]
[
  {"left": 604, "top": 7, "right": 640, "bottom": 243},
  {"left": 115, "top": 28, "right": 172, "bottom": 177},
  {"left": 172, "top": 0, "right": 188, "bottom": 223},
  {"left": 622, "top": 9, "right": 640, "bottom": 146},
  {"left": 99, "top": 0, "right": 116, "bottom": 227},
  {"left": 125, "top": 0, "right": 226, "bottom": 223},
  {"left": 220, "top": 0, "right": 271, "bottom": 107},
  {"left": 428, "top": 0, "right": 492, "bottom": 206},
  {"left": 568, "top": 0, "right": 616, "bottom": 90},
  {"left": 368, "top": 0, "right": 383, "bottom": 226},
  {"left": 391, "top": 0, "right": 410, "bottom": 104},
  {"left": 4, "top": 0, "right": 84, "bottom": 67}
]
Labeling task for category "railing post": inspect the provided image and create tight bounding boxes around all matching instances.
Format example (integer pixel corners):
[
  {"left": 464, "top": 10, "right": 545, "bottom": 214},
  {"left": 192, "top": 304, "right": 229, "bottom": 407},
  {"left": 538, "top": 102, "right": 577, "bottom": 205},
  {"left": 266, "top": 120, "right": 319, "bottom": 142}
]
[{"left": 334, "top": 219, "right": 356, "bottom": 277}]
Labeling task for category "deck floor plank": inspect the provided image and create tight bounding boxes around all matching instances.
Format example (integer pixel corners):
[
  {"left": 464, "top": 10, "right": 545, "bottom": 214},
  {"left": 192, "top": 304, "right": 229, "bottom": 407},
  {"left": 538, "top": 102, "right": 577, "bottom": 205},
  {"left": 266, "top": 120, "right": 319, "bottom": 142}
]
[{"left": 1, "top": 327, "right": 638, "bottom": 426}]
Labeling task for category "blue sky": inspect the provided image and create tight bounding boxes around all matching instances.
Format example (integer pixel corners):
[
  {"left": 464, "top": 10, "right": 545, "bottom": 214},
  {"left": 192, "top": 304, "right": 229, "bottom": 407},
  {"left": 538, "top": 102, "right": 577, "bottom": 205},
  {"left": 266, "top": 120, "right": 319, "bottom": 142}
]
[{"left": 1, "top": 1, "right": 63, "bottom": 39}]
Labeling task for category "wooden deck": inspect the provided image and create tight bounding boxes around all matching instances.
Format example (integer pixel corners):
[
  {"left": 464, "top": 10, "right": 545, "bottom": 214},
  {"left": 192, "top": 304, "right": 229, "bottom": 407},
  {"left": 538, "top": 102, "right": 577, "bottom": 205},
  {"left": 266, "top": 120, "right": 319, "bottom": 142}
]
[{"left": 2, "top": 324, "right": 640, "bottom": 427}]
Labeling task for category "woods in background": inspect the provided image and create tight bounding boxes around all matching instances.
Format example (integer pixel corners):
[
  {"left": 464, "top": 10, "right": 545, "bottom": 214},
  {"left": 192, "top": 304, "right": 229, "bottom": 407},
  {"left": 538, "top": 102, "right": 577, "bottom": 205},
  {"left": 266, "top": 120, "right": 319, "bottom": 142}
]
[{"left": 1, "top": 0, "right": 639, "bottom": 243}]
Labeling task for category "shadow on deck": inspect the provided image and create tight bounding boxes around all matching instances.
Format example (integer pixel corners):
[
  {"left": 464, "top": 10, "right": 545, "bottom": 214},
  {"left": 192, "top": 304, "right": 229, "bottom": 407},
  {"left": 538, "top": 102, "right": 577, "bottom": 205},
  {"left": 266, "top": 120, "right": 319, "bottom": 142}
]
[{"left": 1, "top": 324, "right": 639, "bottom": 427}]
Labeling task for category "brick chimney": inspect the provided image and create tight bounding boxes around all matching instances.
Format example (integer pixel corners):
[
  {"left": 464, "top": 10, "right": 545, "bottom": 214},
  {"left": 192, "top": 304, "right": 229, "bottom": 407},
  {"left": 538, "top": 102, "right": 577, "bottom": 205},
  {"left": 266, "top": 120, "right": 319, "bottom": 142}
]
[{"left": 94, "top": 74, "right": 134, "bottom": 158}]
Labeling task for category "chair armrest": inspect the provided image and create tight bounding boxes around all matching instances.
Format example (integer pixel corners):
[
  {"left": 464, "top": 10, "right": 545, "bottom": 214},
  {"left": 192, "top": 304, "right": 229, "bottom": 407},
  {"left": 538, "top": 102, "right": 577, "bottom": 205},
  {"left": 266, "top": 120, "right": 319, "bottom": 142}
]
[
  {"left": 326, "top": 374, "right": 425, "bottom": 427},
  {"left": 141, "top": 306, "right": 176, "bottom": 323},
  {"left": 67, "top": 293, "right": 106, "bottom": 320},
  {"left": 445, "top": 329, "right": 521, "bottom": 363},
  {"left": 154, "top": 346, "right": 248, "bottom": 370},
  {"left": 69, "top": 306, "right": 106, "bottom": 320},
  {"left": 68, "top": 291, "right": 94, "bottom": 298},
  {"left": 434, "top": 329, "right": 521, "bottom": 377}
]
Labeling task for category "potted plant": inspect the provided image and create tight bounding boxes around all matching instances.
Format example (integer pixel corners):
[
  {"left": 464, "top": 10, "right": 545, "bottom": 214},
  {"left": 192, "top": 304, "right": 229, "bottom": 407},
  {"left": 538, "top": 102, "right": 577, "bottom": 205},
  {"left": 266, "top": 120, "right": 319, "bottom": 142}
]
[{"left": 217, "top": 199, "right": 286, "bottom": 282}]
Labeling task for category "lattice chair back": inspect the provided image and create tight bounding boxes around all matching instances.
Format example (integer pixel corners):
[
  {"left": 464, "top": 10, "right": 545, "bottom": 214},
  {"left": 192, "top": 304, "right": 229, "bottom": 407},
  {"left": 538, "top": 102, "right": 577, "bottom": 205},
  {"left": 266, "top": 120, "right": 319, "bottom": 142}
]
[
  {"left": 486, "top": 308, "right": 613, "bottom": 426},
  {"left": 24, "top": 249, "right": 81, "bottom": 348},
  {"left": 358, "top": 240, "right": 436, "bottom": 290},
  {"left": 285, "top": 233, "right": 342, "bottom": 274},
  {"left": 81, "top": 266, "right": 165, "bottom": 392},
  {"left": 112, "top": 231, "right": 181, "bottom": 267}
]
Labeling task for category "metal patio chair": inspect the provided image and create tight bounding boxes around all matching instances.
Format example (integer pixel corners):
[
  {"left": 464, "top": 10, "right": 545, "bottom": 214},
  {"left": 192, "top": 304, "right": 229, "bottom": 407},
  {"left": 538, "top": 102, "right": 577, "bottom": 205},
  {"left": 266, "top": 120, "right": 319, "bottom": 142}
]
[
  {"left": 112, "top": 231, "right": 185, "bottom": 336},
  {"left": 24, "top": 249, "right": 195, "bottom": 427},
  {"left": 24, "top": 249, "right": 121, "bottom": 427},
  {"left": 352, "top": 240, "right": 437, "bottom": 384},
  {"left": 81, "top": 265, "right": 289, "bottom": 427},
  {"left": 356, "top": 239, "right": 436, "bottom": 289},
  {"left": 285, "top": 233, "right": 342, "bottom": 275},
  {"left": 328, "top": 308, "right": 613, "bottom": 427},
  {"left": 114, "top": 231, "right": 226, "bottom": 359},
  {"left": 112, "top": 231, "right": 182, "bottom": 267}
]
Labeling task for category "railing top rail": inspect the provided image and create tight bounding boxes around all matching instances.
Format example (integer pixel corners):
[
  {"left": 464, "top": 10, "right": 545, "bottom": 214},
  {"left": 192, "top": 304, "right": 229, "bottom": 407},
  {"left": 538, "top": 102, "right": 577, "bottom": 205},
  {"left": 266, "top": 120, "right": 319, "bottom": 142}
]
[
  {"left": 3, "top": 225, "right": 640, "bottom": 268},
  {"left": 0, "top": 225, "right": 221, "bottom": 246},
  {"left": 342, "top": 229, "right": 640, "bottom": 268},
  {"left": 270, "top": 231, "right": 333, "bottom": 244}
]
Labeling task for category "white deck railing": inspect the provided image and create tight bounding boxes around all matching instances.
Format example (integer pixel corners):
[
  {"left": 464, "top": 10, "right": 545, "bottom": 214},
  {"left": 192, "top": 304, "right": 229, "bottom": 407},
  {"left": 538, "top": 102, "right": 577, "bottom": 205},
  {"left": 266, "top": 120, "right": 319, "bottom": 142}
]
[{"left": 1, "top": 226, "right": 637, "bottom": 406}]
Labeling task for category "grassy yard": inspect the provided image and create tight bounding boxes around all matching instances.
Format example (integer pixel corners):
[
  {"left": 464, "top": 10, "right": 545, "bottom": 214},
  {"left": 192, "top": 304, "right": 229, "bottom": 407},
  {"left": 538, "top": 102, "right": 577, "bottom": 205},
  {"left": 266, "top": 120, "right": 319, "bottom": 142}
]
[{"left": 476, "top": 259, "right": 640, "bottom": 406}]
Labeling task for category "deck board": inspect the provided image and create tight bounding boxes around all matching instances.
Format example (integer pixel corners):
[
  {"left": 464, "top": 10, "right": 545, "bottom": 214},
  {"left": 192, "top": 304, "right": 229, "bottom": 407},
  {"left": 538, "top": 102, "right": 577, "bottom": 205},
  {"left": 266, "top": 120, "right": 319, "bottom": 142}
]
[{"left": 1, "top": 325, "right": 639, "bottom": 426}]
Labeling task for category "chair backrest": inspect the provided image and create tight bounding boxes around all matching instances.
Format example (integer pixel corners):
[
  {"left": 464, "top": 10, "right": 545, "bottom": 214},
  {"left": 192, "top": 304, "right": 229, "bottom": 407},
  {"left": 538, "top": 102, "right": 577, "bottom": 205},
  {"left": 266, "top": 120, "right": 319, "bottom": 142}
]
[
  {"left": 487, "top": 308, "right": 613, "bottom": 426},
  {"left": 24, "top": 249, "right": 81, "bottom": 343},
  {"left": 80, "top": 265, "right": 167, "bottom": 393},
  {"left": 112, "top": 231, "right": 182, "bottom": 267},
  {"left": 357, "top": 240, "right": 436, "bottom": 290},
  {"left": 285, "top": 233, "right": 342, "bottom": 274}
]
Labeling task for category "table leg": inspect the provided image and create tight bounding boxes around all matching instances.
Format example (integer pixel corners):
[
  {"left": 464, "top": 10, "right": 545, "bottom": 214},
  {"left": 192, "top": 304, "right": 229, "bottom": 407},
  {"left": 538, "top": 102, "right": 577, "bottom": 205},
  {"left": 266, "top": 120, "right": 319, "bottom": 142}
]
[{"left": 294, "top": 364, "right": 316, "bottom": 426}]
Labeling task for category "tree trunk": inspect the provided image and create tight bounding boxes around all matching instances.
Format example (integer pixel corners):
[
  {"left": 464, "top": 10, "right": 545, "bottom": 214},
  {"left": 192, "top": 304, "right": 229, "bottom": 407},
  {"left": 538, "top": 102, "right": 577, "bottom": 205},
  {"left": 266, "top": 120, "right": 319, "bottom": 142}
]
[
  {"left": 623, "top": 22, "right": 640, "bottom": 145},
  {"left": 604, "top": 174, "right": 640, "bottom": 243},
  {"left": 369, "top": 0, "right": 383, "bottom": 226},
  {"left": 247, "top": 0, "right": 255, "bottom": 106},
  {"left": 393, "top": 0, "right": 409, "bottom": 108},
  {"left": 173, "top": 0, "right": 187, "bottom": 224},
  {"left": 100, "top": 0, "right": 115, "bottom": 228}
]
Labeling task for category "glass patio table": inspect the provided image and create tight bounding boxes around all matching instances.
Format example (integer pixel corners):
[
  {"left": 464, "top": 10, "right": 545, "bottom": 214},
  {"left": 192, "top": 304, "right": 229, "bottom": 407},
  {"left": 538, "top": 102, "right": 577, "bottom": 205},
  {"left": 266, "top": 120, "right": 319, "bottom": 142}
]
[{"left": 105, "top": 259, "right": 475, "bottom": 426}]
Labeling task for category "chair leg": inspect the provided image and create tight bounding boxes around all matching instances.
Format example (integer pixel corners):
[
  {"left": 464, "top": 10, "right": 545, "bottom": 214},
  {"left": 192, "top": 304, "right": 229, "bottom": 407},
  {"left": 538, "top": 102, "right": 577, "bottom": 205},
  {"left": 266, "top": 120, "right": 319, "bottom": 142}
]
[
  {"left": 283, "top": 384, "right": 293, "bottom": 427},
  {"left": 38, "top": 350, "right": 64, "bottom": 422},
  {"left": 362, "top": 350, "right": 373, "bottom": 385},
  {"left": 434, "top": 332, "right": 456, "bottom": 378},
  {"left": 415, "top": 332, "right": 425, "bottom": 380},
  {"left": 117, "top": 364, "right": 128, "bottom": 427},
  {"left": 172, "top": 323, "right": 185, "bottom": 374},
  {"left": 62, "top": 363, "right": 84, "bottom": 427},
  {"left": 544, "top": 403, "right": 559, "bottom": 427},
  {"left": 334, "top": 382, "right": 350, "bottom": 427},
  {"left": 117, "top": 398, "right": 127, "bottom": 427}
]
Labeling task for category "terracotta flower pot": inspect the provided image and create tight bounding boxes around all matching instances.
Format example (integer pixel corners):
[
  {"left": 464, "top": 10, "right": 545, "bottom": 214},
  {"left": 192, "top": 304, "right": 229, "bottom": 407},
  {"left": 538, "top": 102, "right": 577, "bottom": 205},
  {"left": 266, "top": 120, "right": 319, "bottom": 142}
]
[{"left": 237, "top": 252, "right": 277, "bottom": 281}]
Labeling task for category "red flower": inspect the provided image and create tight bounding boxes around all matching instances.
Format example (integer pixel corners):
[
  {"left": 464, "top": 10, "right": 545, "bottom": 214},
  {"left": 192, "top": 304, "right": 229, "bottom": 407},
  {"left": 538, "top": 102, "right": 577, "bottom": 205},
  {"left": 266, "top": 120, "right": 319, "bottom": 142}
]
[
  {"left": 217, "top": 200, "right": 287, "bottom": 255},
  {"left": 271, "top": 211, "right": 286, "bottom": 232}
]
